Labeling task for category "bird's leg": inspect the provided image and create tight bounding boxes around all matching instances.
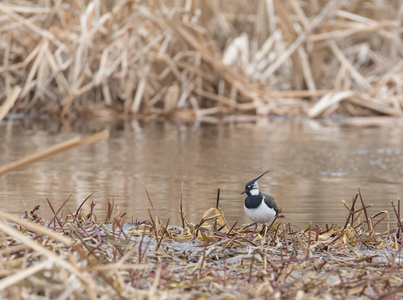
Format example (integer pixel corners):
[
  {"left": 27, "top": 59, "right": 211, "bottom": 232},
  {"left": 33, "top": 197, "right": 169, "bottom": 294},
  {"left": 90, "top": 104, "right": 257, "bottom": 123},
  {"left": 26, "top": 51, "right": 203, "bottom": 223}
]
[
  {"left": 252, "top": 223, "right": 258, "bottom": 234},
  {"left": 244, "top": 223, "right": 257, "bottom": 232},
  {"left": 259, "top": 224, "right": 267, "bottom": 235}
]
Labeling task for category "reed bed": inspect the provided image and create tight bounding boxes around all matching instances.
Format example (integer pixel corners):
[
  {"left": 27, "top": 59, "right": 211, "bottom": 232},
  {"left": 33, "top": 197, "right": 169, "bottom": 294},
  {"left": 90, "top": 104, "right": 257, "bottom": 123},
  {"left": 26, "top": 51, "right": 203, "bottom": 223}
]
[
  {"left": 1, "top": 0, "right": 403, "bottom": 120},
  {"left": 0, "top": 188, "right": 402, "bottom": 299}
]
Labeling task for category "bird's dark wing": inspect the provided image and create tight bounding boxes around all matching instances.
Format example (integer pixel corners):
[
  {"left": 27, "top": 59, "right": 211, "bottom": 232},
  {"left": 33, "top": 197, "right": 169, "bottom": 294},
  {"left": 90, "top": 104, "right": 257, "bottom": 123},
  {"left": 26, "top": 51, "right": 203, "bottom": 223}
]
[{"left": 262, "top": 193, "right": 279, "bottom": 215}]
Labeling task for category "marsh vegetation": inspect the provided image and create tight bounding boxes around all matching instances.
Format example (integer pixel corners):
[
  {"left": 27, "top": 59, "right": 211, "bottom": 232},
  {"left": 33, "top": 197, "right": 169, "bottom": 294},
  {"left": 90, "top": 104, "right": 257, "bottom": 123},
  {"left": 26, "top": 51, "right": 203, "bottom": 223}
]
[
  {"left": 0, "top": 188, "right": 402, "bottom": 299},
  {"left": 1, "top": 0, "right": 403, "bottom": 120}
]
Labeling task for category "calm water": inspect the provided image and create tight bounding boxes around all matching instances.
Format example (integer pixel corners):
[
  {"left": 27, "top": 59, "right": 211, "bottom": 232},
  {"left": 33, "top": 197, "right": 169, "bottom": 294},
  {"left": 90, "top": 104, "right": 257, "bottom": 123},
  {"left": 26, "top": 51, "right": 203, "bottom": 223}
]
[{"left": 1, "top": 117, "right": 402, "bottom": 230}]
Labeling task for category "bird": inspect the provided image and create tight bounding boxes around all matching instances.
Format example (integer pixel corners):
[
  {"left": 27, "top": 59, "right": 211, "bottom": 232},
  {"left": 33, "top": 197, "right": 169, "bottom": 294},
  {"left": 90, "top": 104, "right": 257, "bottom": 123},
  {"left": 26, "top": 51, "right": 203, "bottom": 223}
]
[{"left": 241, "top": 170, "right": 281, "bottom": 225}]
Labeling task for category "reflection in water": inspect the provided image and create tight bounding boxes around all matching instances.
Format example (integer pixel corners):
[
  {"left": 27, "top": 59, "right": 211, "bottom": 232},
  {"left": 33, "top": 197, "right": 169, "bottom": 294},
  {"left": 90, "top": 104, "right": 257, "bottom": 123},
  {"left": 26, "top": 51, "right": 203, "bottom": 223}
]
[{"left": 0, "top": 118, "right": 402, "bottom": 229}]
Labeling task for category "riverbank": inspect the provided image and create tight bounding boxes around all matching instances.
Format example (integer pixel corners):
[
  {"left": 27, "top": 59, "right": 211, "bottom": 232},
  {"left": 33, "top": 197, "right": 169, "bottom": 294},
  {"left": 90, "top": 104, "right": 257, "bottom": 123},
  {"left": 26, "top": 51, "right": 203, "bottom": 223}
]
[
  {"left": 0, "top": 189, "right": 402, "bottom": 299},
  {"left": 1, "top": 0, "right": 403, "bottom": 120}
]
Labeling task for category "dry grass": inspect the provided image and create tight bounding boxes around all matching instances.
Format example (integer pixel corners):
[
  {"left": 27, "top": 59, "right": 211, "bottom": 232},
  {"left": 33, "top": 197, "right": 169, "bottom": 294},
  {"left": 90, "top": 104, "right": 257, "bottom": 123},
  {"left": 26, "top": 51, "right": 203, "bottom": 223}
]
[
  {"left": 0, "top": 0, "right": 403, "bottom": 120},
  {"left": 0, "top": 129, "right": 108, "bottom": 175},
  {"left": 0, "top": 188, "right": 402, "bottom": 299}
]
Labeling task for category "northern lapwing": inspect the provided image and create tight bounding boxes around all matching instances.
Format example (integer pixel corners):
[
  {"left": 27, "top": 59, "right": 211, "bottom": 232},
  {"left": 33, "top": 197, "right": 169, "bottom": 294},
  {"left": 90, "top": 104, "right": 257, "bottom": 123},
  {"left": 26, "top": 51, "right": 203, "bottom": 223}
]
[{"left": 241, "top": 170, "right": 281, "bottom": 225}]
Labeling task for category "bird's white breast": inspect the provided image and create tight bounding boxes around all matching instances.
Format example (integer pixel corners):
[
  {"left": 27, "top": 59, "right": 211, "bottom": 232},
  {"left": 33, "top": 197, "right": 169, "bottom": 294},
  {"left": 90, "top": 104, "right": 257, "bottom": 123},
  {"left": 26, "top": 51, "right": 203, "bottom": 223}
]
[{"left": 244, "top": 197, "right": 277, "bottom": 224}]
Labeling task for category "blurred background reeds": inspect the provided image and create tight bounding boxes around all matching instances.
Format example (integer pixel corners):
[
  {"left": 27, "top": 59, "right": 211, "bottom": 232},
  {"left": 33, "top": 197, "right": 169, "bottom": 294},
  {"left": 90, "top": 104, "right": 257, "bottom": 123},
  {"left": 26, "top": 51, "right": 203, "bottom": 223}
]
[{"left": 1, "top": 0, "right": 403, "bottom": 119}]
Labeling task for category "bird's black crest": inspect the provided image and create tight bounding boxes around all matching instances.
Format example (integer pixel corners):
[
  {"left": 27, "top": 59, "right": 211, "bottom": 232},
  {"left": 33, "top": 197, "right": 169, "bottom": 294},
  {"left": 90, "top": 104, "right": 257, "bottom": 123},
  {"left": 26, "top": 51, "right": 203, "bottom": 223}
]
[
  {"left": 243, "top": 170, "right": 274, "bottom": 191},
  {"left": 251, "top": 170, "right": 273, "bottom": 183}
]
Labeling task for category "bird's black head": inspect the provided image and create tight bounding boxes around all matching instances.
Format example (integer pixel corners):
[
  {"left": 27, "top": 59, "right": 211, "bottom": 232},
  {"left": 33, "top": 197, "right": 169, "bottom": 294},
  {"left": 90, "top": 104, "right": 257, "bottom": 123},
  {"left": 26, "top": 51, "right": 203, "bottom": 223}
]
[{"left": 241, "top": 170, "right": 273, "bottom": 196}]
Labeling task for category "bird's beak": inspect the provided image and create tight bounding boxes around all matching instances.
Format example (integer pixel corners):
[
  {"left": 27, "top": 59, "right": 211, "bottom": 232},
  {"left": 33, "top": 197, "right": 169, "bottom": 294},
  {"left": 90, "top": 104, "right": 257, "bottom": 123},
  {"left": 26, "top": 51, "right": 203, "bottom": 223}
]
[{"left": 241, "top": 190, "right": 246, "bottom": 195}]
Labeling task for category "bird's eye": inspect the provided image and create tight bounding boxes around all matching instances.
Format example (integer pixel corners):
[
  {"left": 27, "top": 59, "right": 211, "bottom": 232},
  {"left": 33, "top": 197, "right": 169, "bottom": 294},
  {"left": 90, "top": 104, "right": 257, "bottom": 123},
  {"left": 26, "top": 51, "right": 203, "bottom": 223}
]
[{"left": 248, "top": 185, "right": 252, "bottom": 189}]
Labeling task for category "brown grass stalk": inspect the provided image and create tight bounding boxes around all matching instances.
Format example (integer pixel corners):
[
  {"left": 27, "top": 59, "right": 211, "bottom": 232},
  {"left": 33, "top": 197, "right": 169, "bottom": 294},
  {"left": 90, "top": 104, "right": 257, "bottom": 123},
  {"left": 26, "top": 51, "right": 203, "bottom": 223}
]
[{"left": 0, "top": 130, "right": 109, "bottom": 176}]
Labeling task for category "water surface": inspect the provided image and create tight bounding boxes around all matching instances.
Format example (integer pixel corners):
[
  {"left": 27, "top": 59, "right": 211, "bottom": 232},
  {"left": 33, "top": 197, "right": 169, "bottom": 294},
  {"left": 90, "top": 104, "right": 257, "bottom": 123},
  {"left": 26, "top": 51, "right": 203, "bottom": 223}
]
[{"left": 1, "top": 118, "right": 402, "bottom": 230}]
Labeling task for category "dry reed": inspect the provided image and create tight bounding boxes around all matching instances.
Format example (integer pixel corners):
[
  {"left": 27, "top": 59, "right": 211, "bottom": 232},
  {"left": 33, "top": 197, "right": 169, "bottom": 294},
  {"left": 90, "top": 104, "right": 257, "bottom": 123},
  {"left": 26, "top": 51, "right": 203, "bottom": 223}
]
[
  {"left": 0, "top": 188, "right": 402, "bottom": 299},
  {"left": 0, "top": 129, "right": 109, "bottom": 175},
  {"left": 0, "top": 0, "right": 403, "bottom": 120}
]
